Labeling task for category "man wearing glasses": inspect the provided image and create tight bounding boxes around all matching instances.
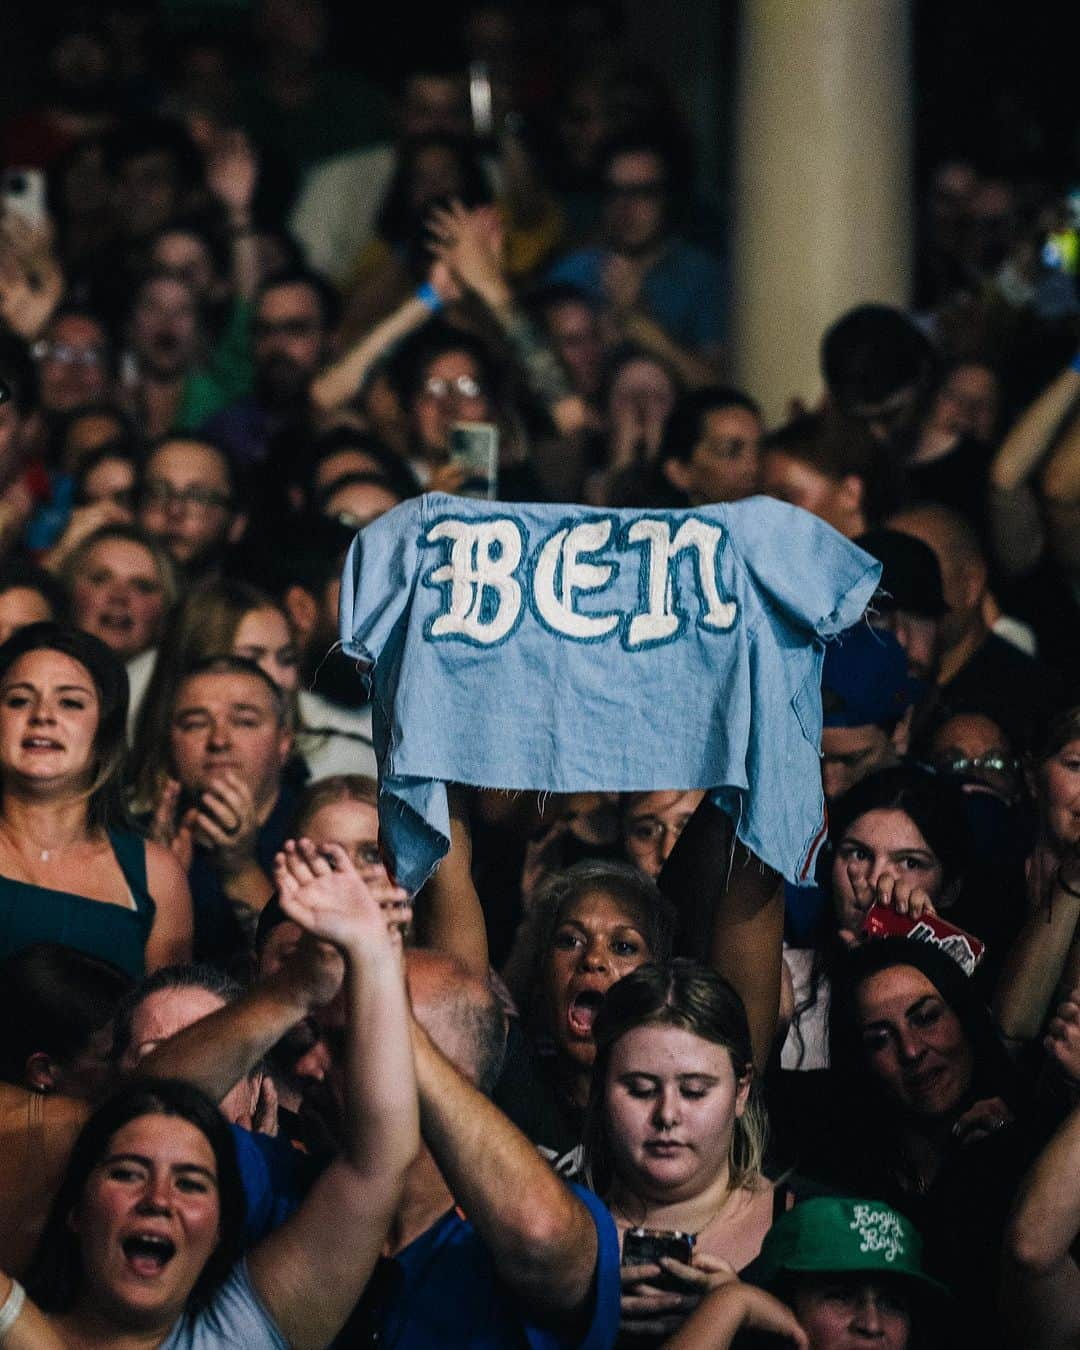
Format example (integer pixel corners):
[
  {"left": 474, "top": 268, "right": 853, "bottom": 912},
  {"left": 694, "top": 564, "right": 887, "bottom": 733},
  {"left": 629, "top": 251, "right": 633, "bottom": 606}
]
[
  {"left": 546, "top": 133, "right": 728, "bottom": 366},
  {"left": 138, "top": 435, "right": 246, "bottom": 580}
]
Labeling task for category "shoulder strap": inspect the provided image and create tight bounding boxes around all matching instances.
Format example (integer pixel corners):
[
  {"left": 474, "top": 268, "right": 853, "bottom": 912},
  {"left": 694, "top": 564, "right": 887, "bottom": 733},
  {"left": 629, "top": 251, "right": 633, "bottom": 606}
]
[{"left": 109, "top": 830, "right": 153, "bottom": 914}]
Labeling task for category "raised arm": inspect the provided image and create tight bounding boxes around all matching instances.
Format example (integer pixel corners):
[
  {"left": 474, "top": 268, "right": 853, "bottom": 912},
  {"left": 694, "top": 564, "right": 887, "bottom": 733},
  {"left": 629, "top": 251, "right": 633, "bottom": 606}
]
[
  {"left": 994, "top": 854, "right": 1080, "bottom": 1043},
  {"left": 410, "top": 1012, "right": 600, "bottom": 1325},
  {"left": 137, "top": 917, "right": 344, "bottom": 1103},
  {"left": 248, "top": 840, "right": 418, "bottom": 1350},
  {"left": 309, "top": 285, "right": 444, "bottom": 413},
  {"left": 0, "top": 1273, "right": 65, "bottom": 1350},
  {"left": 1003, "top": 1102, "right": 1080, "bottom": 1349},
  {"left": 414, "top": 786, "right": 490, "bottom": 978},
  {"left": 659, "top": 798, "right": 784, "bottom": 1074},
  {"left": 989, "top": 358, "right": 1080, "bottom": 575}
]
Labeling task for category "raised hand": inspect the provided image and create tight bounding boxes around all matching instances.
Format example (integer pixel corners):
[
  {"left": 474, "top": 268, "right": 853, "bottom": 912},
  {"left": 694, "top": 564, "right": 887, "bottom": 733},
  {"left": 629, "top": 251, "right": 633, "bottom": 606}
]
[
  {"left": 1046, "top": 990, "right": 1080, "bottom": 1086},
  {"left": 426, "top": 199, "right": 509, "bottom": 308},
  {"left": 274, "top": 838, "right": 402, "bottom": 955},
  {"left": 149, "top": 777, "right": 195, "bottom": 872},
  {"left": 205, "top": 127, "right": 259, "bottom": 221},
  {"left": 188, "top": 769, "right": 261, "bottom": 875}
]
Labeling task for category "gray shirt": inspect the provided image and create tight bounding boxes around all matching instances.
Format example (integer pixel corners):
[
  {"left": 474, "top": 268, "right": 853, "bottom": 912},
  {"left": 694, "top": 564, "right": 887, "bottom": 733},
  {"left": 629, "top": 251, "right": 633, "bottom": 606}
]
[{"left": 162, "top": 1262, "right": 288, "bottom": 1349}]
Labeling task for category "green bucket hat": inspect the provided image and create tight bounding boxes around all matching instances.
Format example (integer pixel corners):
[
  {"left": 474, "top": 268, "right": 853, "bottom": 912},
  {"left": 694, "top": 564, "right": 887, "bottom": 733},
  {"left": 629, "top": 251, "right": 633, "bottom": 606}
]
[{"left": 751, "top": 1197, "right": 950, "bottom": 1299}]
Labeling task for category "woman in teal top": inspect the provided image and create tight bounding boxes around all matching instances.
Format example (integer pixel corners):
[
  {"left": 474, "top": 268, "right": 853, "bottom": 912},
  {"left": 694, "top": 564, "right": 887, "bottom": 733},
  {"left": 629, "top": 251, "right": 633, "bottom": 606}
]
[{"left": 0, "top": 624, "right": 192, "bottom": 978}]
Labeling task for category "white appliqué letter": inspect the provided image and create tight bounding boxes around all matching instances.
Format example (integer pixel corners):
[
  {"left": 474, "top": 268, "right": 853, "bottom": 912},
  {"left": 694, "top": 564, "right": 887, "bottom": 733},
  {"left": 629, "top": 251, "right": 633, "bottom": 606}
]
[
  {"left": 534, "top": 519, "right": 620, "bottom": 639},
  {"left": 427, "top": 518, "right": 523, "bottom": 644},
  {"left": 627, "top": 517, "right": 736, "bottom": 647}
]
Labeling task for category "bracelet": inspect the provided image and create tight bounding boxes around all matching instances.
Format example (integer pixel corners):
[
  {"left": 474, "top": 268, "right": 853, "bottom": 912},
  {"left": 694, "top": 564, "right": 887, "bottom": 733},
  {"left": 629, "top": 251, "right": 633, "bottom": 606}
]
[
  {"left": 1056, "top": 868, "right": 1080, "bottom": 900},
  {"left": 416, "top": 282, "right": 443, "bottom": 314},
  {"left": 0, "top": 1279, "right": 26, "bottom": 1338}
]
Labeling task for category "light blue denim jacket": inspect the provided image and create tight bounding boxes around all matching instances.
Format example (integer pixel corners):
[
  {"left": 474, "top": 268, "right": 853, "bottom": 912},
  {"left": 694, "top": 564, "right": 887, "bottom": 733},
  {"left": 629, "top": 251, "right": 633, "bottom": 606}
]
[{"left": 340, "top": 493, "right": 880, "bottom": 893}]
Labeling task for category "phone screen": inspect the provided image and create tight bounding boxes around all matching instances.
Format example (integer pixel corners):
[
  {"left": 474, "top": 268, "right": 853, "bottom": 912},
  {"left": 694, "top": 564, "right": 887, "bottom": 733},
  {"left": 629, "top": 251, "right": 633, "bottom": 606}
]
[{"left": 449, "top": 422, "right": 499, "bottom": 499}]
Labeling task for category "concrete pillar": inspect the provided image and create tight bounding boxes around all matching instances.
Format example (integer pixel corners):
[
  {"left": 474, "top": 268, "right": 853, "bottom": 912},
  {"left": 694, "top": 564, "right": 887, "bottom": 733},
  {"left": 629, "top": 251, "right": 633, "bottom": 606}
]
[{"left": 732, "top": 0, "right": 913, "bottom": 423}]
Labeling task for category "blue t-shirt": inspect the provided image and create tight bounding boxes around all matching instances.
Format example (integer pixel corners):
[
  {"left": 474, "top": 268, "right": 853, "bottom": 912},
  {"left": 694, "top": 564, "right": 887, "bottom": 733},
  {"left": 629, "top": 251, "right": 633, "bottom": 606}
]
[
  {"left": 340, "top": 495, "right": 880, "bottom": 893},
  {"left": 546, "top": 239, "right": 729, "bottom": 350},
  {"left": 231, "top": 1125, "right": 324, "bottom": 1245},
  {"left": 374, "top": 1182, "right": 620, "bottom": 1349}
]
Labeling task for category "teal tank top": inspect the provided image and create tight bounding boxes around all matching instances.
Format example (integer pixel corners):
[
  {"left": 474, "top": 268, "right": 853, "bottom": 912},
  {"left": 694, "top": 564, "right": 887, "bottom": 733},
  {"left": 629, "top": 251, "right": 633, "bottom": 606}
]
[{"left": 0, "top": 829, "right": 156, "bottom": 979}]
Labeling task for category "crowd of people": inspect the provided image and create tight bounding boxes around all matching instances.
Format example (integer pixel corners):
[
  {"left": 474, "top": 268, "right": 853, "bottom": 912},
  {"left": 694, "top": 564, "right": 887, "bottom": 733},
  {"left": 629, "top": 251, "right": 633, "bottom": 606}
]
[{"left": 1, "top": 3, "right": 1080, "bottom": 1348}]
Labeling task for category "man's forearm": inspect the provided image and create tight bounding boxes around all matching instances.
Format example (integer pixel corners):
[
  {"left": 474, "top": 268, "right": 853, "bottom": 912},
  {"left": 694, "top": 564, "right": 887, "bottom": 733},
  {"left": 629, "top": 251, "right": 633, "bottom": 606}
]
[
  {"left": 412, "top": 1018, "right": 596, "bottom": 1313},
  {"left": 661, "top": 798, "right": 783, "bottom": 1072},
  {"left": 137, "top": 971, "right": 311, "bottom": 1101}
]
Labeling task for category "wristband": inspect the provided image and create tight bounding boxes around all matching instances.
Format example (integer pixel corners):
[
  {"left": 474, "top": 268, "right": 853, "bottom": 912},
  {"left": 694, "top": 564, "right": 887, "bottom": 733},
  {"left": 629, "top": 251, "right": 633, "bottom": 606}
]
[
  {"left": 0, "top": 1279, "right": 26, "bottom": 1338},
  {"left": 1056, "top": 868, "right": 1080, "bottom": 901},
  {"left": 416, "top": 282, "right": 443, "bottom": 314}
]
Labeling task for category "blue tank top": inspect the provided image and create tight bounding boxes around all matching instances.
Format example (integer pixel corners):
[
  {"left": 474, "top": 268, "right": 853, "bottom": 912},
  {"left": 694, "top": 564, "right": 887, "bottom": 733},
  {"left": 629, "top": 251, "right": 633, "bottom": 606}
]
[{"left": 0, "top": 829, "right": 156, "bottom": 978}]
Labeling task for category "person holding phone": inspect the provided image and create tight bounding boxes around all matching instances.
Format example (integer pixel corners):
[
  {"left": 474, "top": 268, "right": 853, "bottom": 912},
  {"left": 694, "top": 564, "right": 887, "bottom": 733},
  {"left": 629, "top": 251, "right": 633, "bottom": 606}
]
[{"left": 581, "top": 960, "right": 783, "bottom": 1342}]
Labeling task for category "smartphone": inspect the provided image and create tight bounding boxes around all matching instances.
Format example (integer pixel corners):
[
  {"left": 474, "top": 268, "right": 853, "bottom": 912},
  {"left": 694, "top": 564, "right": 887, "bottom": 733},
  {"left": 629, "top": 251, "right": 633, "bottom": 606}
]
[
  {"left": 449, "top": 421, "right": 499, "bottom": 499},
  {"left": 1, "top": 167, "right": 48, "bottom": 229},
  {"left": 468, "top": 62, "right": 494, "bottom": 141},
  {"left": 622, "top": 1228, "right": 695, "bottom": 1290}
]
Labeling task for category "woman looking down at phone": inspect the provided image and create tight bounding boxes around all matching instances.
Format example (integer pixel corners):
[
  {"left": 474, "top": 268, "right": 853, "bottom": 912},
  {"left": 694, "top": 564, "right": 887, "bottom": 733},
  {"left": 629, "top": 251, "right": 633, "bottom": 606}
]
[
  {"left": 582, "top": 960, "right": 779, "bottom": 1342},
  {"left": 0, "top": 623, "right": 192, "bottom": 978}
]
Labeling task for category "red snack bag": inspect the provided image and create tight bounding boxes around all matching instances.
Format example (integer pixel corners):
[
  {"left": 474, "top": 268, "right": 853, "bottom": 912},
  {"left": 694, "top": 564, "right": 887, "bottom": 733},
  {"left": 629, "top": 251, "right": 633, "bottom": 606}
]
[{"left": 861, "top": 901, "right": 985, "bottom": 976}]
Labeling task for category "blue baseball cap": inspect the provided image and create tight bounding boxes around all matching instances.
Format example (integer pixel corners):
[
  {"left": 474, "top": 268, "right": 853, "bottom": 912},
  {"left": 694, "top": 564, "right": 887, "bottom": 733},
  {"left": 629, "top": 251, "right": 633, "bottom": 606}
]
[{"left": 823, "top": 623, "right": 922, "bottom": 729}]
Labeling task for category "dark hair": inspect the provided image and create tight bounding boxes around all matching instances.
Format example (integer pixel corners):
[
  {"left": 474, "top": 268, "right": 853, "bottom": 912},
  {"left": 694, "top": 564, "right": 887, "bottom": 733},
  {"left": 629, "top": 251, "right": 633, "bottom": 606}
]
[
  {"left": 828, "top": 765, "right": 973, "bottom": 897},
  {"left": 0, "top": 622, "right": 130, "bottom": 828},
  {"left": 72, "top": 439, "right": 144, "bottom": 507},
  {"left": 375, "top": 133, "right": 492, "bottom": 249},
  {"left": 1031, "top": 704, "right": 1080, "bottom": 768},
  {"left": 110, "top": 963, "right": 245, "bottom": 1066},
  {"left": 389, "top": 321, "right": 502, "bottom": 410},
  {"left": 0, "top": 944, "right": 131, "bottom": 1087},
  {"left": 0, "top": 331, "right": 37, "bottom": 413},
  {"left": 151, "top": 212, "right": 231, "bottom": 284},
  {"left": 103, "top": 116, "right": 204, "bottom": 195},
  {"left": 828, "top": 937, "right": 1020, "bottom": 1125},
  {"left": 306, "top": 427, "right": 420, "bottom": 503},
  {"left": 821, "top": 304, "right": 938, "bottom": 411},
  {"left": 316, "top": 471, "right": 402, "bottom": 517},
  {"left": 658, "top": 385, "right": 762, "bottom": 465},
  {"left": 25, "top": 1079, "right": 245, "bottom": 1317},
  {"left": 145, "top": 432, "right": 238, "bottom": 502},
  {"left": 583, "top": 961, "right": 766, "bottom": 1198},
  {"left": 0, "top": 561, "right": 69, "bottom": 622},
  {"left": 761, "top": 410, "right": 901, "bottom": 524},
  {"left": 255, "top": 266, "right": 343, "bottom": 332}
]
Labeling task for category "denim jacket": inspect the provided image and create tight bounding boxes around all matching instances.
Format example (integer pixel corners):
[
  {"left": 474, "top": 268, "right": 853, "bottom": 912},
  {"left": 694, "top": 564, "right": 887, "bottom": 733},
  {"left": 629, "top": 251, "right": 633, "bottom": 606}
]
[{"left": 340, "top": 493, "right": 880, "bottom": 892}]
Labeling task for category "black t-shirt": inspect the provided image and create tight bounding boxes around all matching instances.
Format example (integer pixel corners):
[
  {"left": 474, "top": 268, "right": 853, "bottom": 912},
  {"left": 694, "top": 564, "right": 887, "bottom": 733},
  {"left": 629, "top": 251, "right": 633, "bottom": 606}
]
[
  {"left": 492, "top": 1020, "right": 585, "bottom": 1176},
  {"left": 940, "top": 632, "right": 1059, "bottom": 750}
]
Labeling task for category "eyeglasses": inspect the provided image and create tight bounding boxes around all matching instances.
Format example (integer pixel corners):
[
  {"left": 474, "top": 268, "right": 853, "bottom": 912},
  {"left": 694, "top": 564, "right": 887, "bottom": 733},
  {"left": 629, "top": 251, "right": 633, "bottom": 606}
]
[
  {"left": 31, "top": 341, "right": 107, "bottom": 368},
  {"left": 421, "top": 374, "right": 485, "bottom": 402},
  {"left": 141, "top": 481, "right": 232, "bottom": 514},
  {"left": 626, "top": 817, "right": 690, "bottom": 845},
  {"left": 932, "top": 752, "right": 1019, "bottom": 778}
]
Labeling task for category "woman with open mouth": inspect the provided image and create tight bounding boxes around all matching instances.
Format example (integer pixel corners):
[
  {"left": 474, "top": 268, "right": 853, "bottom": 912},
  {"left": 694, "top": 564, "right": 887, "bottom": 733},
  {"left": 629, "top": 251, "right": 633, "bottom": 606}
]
[
  {"left": 0, "top": 622, "right": 193, "bottom": 977},
  {"left": 0, "top": 835, "right": 417, "bottom": 1348}
]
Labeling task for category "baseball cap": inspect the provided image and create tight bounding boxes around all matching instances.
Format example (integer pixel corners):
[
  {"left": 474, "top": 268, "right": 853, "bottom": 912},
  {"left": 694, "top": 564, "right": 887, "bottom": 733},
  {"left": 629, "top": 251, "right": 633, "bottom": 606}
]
[
  {"left": 751, "top": 1196, "right": 949, "bottom": 1299},
  {"left": 821, "top": 304, "right": 937, "bottom": 409},
  {"left": 823, "top": 623, "right": 922, "bottom": 729},
  {"left": 857, "top": 528, "right": 946, "bottom": 618}
]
